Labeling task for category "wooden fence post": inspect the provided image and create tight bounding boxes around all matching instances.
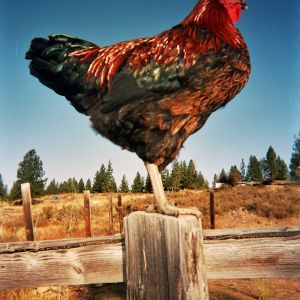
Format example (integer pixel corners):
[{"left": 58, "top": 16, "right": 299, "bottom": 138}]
[
  {"left": 108, "top": 195, "right": 114, "bottom": 235},
  {"left": 83, "top": 190, "right": 92, "bottom": 237},
  {"left": 117, "top": 194, "right": 123, "bottom": 234},
  {"left": 21, "top": 183, "right": 35, "bottom": 241},
  {"left": 209, "top": 190, "right": 215, "bottom": 229},
  {"left": 124, "top": 212, "right": 209, "bottom": 300}
]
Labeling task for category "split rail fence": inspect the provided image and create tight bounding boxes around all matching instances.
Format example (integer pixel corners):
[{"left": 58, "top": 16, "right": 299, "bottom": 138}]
[{"left": 0, "top": 183, "right": 299, "bottom": 298}]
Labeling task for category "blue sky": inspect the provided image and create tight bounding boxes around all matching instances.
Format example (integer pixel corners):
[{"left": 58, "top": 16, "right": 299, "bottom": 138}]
[{"left": 1, "top": 0, "right": 299, "bottom": 189}]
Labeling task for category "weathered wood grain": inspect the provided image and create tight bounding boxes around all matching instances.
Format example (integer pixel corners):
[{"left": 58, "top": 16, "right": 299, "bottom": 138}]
[
  {"left": 124, "top": 212, "right": 209, "bottom": 300},
  {"left": 209, "top": 190, "right": 215, "bottom": 229},
  {"left": 108, "top": 195, "right": 114, "bottom": 235},
  {"left": 0, "top": 227, "right": 299, "bottom": 290},
  {"left": 21, "top": 183, "right": 35, "bottom": 241},
  {"left": 205, "top": 235, "right": 300, "bottom": 279},
  {"left": 0, "top": 240, "right": 124, "bottom": 289},
  {"left": 0, "top": 235, "right": 123, "bottom": 254},
  {"left": 203, "top": 227, "right": 300, "bottom": 240},
  {"left": 117, "top": 194, "right": 124, "bottom": 234},
  {"left": 83, "top": 190, "right": 92, "bottom": 237}
]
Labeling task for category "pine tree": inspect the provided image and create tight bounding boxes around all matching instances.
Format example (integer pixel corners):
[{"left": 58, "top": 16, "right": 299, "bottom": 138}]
[
  {"left": 46, "top": 179, "right": 59, "bottom": 195},
  {"left": 92, "top": 164, "right": 106, "bottom": 192},
  {"left": 16, "top": 149, "right": 47, "bottom": 197},
  {"left": 10, "top": 181, "right": 21, "bottom": 200},
  {"left": 104, "top": 160, "right": 117, "bottom": 192},
  {"left": 263, "top": 146, "right": 278, "bottom": 181},
  {"left": 185, "top": 160, "right": 198, "bottom": 189},
  {"left": 219, "top": 169, "right": 228, "bottom": 184},
  {"left": 246, "top": 155, "right": 263, "bottom": 183},
  {"left": 170, "top": 160, "right": 182, "bottom": 191},
  {"left": 145, "top": 175, "right": 152, "bottom": 193},
  {"left": 180, "top": 160, "right": 188, "bottom": 189},
  {"left": 289, "top": 131, "right": 300, "bottom": 181},
  {"left": 131, "top": 172, "right": 145, "bottom": 193},
  {"left": 161, "top": 168, "right": 171, "bottom": 191},
  {"left": 240, "top": 159, "right": 246, "bottom": 181},
  {"left": 58, "top": 181, "right": 67, "bottom": 193},
  {"left": 228, "top": 165, "right": 242, "bottom": 186},
  {"left": 72, "top": 178, "right": 79, "bottom": 192},
  {"left": 0, "top": 173, "right": 8, "bottom": 200},
  {"left": 195, "top": 171, "right": 206, "bottom": 189},
  {"left": 119, "top": 175, "right": 129, "bottom": 193},
  {"left": 78, "top": 178, "right": 85, "bottom": 192},
  {"left": 85, "top": 179, "right": 92, "bottom": 191},
  {"left": 276, "top": 157, "right": 288, "bottom": 180},
  {"left": 60, "top": 178, "right": 77, "bottom": 193}
]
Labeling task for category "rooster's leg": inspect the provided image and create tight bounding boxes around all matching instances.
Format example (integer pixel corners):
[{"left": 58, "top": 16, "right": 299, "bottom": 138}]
[{"left": 145, "top": 163, "right": 201, "bottom": 218}]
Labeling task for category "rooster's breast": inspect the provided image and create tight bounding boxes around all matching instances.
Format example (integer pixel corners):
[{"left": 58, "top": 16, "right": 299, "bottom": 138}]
[{"left": 89, "top": 41, "right": 250, "bottom": 169}]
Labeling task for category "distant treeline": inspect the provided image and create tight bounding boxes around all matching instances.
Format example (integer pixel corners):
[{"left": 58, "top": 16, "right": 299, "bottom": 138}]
[
  {"left": 215, "top": 145, "right": 290, "bottom": 186},
  {"left": 0, "top": 131, "right": 299, "bottom": 200},
  {"left": 213, "top": 131, "right": 300, "bottom": 186},
  {"left": 2, "top": 155, "right": 208, "bottom": 200}
]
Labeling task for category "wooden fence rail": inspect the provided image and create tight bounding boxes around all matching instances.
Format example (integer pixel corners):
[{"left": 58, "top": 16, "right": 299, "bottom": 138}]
[{"left": 0, "top": 226, "right": 299, "bottom": 290}]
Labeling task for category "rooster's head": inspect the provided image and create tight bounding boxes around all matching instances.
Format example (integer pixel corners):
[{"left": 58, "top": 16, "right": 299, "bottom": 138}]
[{"left": 219, "top": 0, "right": 248, "bottom": 22}]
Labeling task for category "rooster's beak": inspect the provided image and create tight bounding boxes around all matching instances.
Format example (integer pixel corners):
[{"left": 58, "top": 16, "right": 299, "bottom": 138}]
[{"left": 240, "top": 1, "right": 248, "bottom": 10}]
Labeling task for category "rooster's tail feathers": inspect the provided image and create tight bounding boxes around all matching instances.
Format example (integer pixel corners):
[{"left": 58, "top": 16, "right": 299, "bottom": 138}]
[{"left": 26, "top": 34, "right": 99, "bottom": 114}]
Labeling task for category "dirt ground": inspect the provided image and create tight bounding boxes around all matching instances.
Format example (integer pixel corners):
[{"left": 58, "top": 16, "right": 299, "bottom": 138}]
[{"left": 0, "top": 184, "right": 299, "bottom": 299}]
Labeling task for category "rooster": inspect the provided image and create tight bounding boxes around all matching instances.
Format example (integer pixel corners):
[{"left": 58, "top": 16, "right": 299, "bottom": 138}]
[{"left": 26, "top": 0, "right": 250, "bottom": 218}]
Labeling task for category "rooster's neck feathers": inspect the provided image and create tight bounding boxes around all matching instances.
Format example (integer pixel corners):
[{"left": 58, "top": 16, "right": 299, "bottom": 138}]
[
  {"left": 182, "top": 0, "right": 242, "bottom": 47},
  {"left": 70, "top": 0, "right": 244, "bottom": 89}
]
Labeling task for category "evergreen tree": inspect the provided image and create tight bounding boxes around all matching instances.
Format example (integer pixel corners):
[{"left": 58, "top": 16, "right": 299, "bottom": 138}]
[
  {"left": 185, "top": 160, "right": 198, "bottom": 189},
  {"left": 85, "top": 178, "right": 92, "bottom": 191},
  {"left": 119, "top": 175, "right": 130, "bottom": 193},
  {"left": 263, "top": 146, "right": 278, "bottom": 181},
  {"left": 104, "top": 160, "right": 117, "bottom": 192},
  {"left": 78, "top": 178, "right": 85, "bottom": 192},
  {"left": 92, "top": 170, "right": 101, "bottom": 192},
  {"left": 240, "top": 159, "right": 246, "bottom": 181},
  {"left": 59, "top": 178, "right": 77, "bottom": 193},
  {"left": 58, "top": 182, "right": 65, "bottom": 194},
  {"left": 10, "top": 181, "right": 21, "bottom": 200},
  {"left": 170, "top": 160, "right": 182, "bottom": 191},
  {"left": 276, "top": 157, "right": 288, "bottom": 180},
  {"left": 289, "top": 131, "right": 300, "bottom": 181},
  {"left": 246, "top": 155, "right": 263, "bottom": 183},
  {"left": 180, "top": 160, "right": 188, "bottom": 189},
  {"left": 145, "top": 175, "right": 152, "bottom": 193},
  {"left": 92, "top": 164, "right": 106, "bottom": 192},
  {"left": 228, "top": 165, "right": 242, "bottom": 186},
  {"left": 219, "top": 169, "right": 228, "bottom": 184},
  {"left": 0, "top": 173, "right": 8, "bottom": 200},
  {"left": 195, "top": 171, "right": 206, "bottom": 189},
  {"left": 131, "top": 172, "right": 145, "bottom": 193},
  {"left": 17, "top": 149, "right": 47, "bottom": 197},
  {"left": 46, "top": 179, "right": 59, "bottom": 195},
  {"left": 161, "top": 168, "right": 171, "bottom": 191},
  {"left": 58, "top": 181, "right": 66, "bottom": 193},
  {"left": 72, "top": 178, "right": 79, "bottom": 192}
]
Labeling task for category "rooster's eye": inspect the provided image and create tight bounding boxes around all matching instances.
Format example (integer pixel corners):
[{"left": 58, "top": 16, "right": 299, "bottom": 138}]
[{"left": 240, "top": 1, "right": 248, "bottom": 10}]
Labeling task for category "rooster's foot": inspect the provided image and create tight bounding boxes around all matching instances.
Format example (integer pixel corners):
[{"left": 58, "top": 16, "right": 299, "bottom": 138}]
[{"left": 146, "top": 203, "right": 201, "bottom": 219}]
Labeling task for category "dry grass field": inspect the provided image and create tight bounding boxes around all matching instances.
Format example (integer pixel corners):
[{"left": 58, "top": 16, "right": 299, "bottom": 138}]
[{"left": 0, "top": 184, "right": 299, "bottom": 299}]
